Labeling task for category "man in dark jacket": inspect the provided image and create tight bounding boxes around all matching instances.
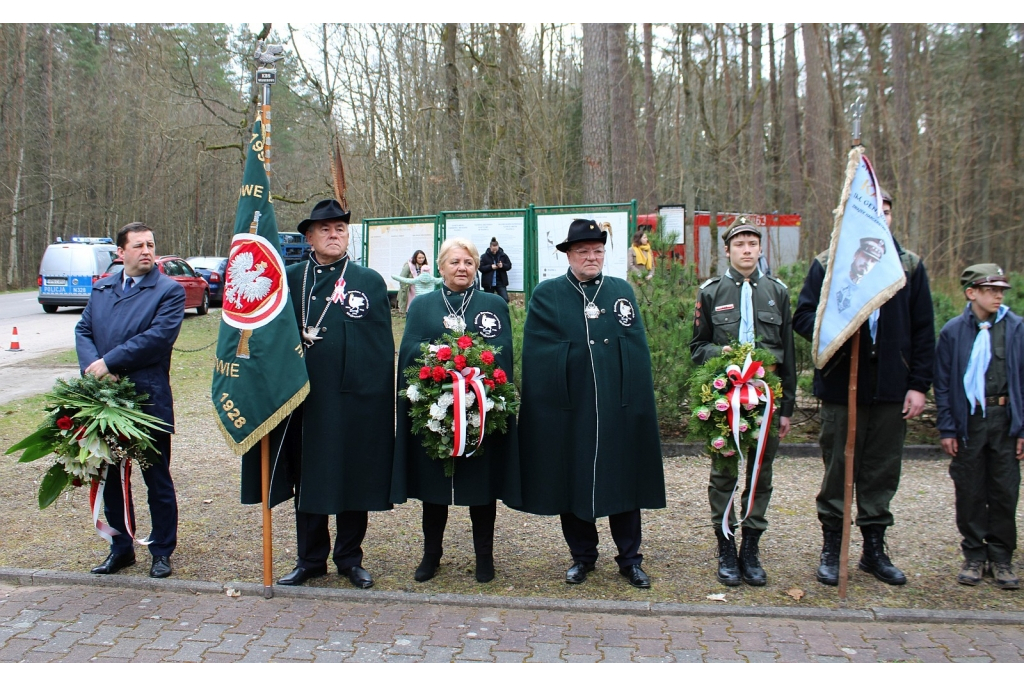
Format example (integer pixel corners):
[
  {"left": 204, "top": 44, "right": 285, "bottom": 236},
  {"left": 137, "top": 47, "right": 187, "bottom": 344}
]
[
  {"left": 479, "top": 238, "right": 512, "bottom": 302},
  {"left": 75, "top": 222, "right": 185, "bottom": 579},
  {"left": 793, "top": 190, "right": 934, "bottom": 587},
  {"left": 518, "top": 219, "right": 666, "bottom": 589},
  {"left": 934, "top": 263, "right": 1023, "bottom": 590}
]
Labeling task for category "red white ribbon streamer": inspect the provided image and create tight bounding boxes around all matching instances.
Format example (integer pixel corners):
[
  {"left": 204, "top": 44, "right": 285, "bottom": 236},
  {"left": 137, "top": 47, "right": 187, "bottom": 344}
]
[
  {"left": 721, "top": 353, "right": 775, "bottom": 539},
  {"left": 330, "top": 276, "right": 347, "bottom": 303},
  {"left": 87, "top": 460, "right": 152, "bottom": 545},
  {"left": 447, "top": 367, "right": 488, "bottom": 457}
]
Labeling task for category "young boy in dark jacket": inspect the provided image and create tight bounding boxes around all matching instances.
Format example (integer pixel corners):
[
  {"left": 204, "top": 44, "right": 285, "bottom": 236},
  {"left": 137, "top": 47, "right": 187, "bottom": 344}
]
[{"left": 934, "top": 263, "right": 1024, "bottom": 589}]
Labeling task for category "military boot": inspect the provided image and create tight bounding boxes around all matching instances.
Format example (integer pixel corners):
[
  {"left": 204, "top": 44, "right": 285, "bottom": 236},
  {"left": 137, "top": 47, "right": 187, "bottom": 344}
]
[
  {"left": 816, "top": 525, "right": 842, "bottom": 586},
  {"left": 715, "top": 530, "right": 742, "bottom": 586},
  {"left": 738, "top": 529, "right": 767, "bottom": 586},
  {"left": 990, "top": 561, "right": 1020, "bottom": 590},
  {"left": 858, "top": 524, "right": 906, "bottom": 585}
]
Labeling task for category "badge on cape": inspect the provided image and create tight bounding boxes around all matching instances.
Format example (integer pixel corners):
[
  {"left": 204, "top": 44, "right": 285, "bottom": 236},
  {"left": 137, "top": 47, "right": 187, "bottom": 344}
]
[
  {"left": 343, "top": 290, "right": 369, "bottom": 318},
  {"left": 473, "top": 311, "right": 502, "bottom": 339},
  {"left": 613, "top": 298, "right": 635, "bottom": 327}
]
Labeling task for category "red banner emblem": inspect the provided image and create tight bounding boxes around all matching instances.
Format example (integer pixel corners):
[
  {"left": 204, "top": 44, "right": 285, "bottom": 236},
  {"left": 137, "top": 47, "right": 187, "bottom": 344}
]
[{"left": 221, "top": 234, "right": 289, "bottom": 330}]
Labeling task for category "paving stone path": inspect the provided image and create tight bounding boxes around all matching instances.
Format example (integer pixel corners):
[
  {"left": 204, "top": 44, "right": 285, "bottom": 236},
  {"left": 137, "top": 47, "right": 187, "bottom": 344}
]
[{"left": 1, "top": 582, "right": 1022, "bottom": 663}]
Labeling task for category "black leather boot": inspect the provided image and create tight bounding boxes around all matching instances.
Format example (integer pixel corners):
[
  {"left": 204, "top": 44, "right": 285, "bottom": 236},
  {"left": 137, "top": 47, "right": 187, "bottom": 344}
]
[
  {"left": 715, "top": 530, "right": 742, "bottom": 586},
  {"left": 738, "top": 529, "right": 767, "bottom": 586},
  {"left": 859, "top": 524, "right": 906, "bottom": 585},
  {"left": 475, "top": 554, "right": 495, "bottom": 583},
  {"left": 816, "top": 525, "right": 842, "bottom": 586},
  {"left": 414, "top": 552, "right": 441, "bottom": 582}
]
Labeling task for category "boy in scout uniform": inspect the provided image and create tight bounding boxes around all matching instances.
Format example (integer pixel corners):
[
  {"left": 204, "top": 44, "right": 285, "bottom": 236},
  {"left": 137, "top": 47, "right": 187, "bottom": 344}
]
[
  {"left": 689, "top": 218, "right": 796, "bottom": 586},
  {"left": 934, "top": 264, "right": 1023, "bottom": 590}
]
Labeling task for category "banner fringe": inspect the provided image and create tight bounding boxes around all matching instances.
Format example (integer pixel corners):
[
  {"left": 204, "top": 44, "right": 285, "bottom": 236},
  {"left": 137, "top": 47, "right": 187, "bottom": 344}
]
[
  {"left": 811, "top": 146, "right": 907, "bottom": 369},
  {"left": 218, "top": 382, "right": 309, "bottom": 456}
]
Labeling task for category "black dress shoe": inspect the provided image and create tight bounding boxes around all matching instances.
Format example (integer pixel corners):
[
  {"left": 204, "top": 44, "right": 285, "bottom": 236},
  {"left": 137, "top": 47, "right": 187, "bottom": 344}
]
[
  {"left": 91, "top": 551, "right": 136, "bottom": 575},
  {"left": 565, "top": 561, "right": 596, "bottom": 584},
  {"left": 277, "top": 566, "right": 327, "bottom": 586},
  {"left": 619, "top": 564, "right": 651, "bottom": 589},
  {"left": 341, "top": 566, "right": 374, "bottom": 589},
  {"left": 150, "top": 556, "right": 172, "bottom": 579},
  {"left": 475, "top": 554, "right": 495, "bottom": 583}
]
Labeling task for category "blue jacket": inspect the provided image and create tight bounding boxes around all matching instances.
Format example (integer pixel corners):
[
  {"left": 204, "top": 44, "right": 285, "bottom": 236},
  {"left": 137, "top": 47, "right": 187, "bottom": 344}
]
[
  {"left": 793, "top": 240, "right": 935, "bottom": 405},
  {"left": 75, "top": 268, "right": 185, "bottom": 430},
  {"left": 934, "top": 304, "right": 1024, "bottom": 441}
]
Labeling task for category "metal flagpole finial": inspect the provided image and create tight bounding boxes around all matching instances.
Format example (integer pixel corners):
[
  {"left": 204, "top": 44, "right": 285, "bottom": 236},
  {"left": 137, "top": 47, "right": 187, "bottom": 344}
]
[
  {"left": 253, "top": 40, "right": 285, "bottom": 174},
  {"left": 851, "top": 96, "right": 865, "bottom": 147}
]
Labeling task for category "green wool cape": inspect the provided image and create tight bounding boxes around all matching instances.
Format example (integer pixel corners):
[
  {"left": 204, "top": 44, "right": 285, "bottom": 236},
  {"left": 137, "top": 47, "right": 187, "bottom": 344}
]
[
  {"left": 241, "top": 256, "right": 395, "bottom": 513},
  {"left": 517, "top": 271, "right": 666, "bottom": 522},
  {"left": 391, "top": 287, "right": 522, "bottom": 507}
]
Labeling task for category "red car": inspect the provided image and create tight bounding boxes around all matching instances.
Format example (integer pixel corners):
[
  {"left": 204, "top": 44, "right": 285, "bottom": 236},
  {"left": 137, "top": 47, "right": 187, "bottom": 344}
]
[{"left": 101, "top": 255, "right": 210, "bottom": 315}]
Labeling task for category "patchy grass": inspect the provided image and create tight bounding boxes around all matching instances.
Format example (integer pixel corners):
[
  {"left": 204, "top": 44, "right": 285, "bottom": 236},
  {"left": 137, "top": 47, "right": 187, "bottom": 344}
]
[{"left": 0, "top": 309, "right": 1016, "bottom": 612}]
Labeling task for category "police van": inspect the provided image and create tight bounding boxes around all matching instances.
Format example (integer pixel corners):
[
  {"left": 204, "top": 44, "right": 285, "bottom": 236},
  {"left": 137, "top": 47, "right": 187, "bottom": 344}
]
[{"left": 37, "top": 237, "right": 119, "bottom": 313}]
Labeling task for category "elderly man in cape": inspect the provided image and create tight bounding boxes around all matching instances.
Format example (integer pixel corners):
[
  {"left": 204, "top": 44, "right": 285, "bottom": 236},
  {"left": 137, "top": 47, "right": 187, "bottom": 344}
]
[
  {"left": 517, "top": 218, "right": 666, "bottom": 588},
  {"left": 242, "top": 199, "right": 395, "bottom": 589}
]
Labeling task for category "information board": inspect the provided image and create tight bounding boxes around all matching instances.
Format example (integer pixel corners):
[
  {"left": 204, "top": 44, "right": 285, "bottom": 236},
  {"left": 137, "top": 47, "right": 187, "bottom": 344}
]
[
  {"left": 366, "top": 221, "right": 436, "bottom": 291},
  {"left": 536, "top": 211, "right": 630, "bottom": 282},
  {"left": 658, "top": 205, "right": 686, "bottom": 244},
  {"left": 444, "top": 216, "right": 526, "bottom": 291},
  {"left": 348, "top": 223, "right": 363, "bottom": 265}
]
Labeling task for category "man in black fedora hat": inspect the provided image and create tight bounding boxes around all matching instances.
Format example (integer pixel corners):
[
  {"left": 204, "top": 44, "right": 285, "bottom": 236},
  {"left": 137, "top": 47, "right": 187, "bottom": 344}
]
[
  {"left": 270, "top": 198, "right": 396, "bottom": 588},
  {"left": 517, "top": 218, "right": 666, "bottom": 588}
]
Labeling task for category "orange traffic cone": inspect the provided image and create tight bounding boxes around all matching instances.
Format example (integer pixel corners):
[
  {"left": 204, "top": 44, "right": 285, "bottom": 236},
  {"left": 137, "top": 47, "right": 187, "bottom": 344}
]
[{"left": 7, "top": 327, "right": 22, "bottom": 352}]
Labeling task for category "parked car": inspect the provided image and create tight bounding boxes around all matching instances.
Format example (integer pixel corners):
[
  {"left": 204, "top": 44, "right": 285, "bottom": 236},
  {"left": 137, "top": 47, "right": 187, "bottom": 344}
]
[
  {"left": 102, "top": 255, "right": 210, "bottom": 315},
  {"left": 278, "top": 231, "right": 312, "bottom": 266},
  {"left": 37, "top": 237, "right": 119, "bottom": 313},
  {"left": 186, "top": 256, "right": 227, "bottom": 306}
]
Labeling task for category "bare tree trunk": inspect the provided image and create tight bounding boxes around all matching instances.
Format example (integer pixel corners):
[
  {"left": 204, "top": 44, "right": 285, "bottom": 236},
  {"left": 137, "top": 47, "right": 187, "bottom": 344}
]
[
  {"left": 582, "top": 23, "right": 610, "bottom": 203},
  {"left": 782, "top": 24, "right": 804, "bottom": 214},
  {"left": 749, "top": 23, "right": 765, "bottom": 212},
  {"left": 802, "top": 23, "right": 833, "bottom": 251},
  {"left": 608, "top": 23, "right": 637, "bottom": 203},
  {"left": 767, "top": 23, "right": 782, "bottom": 210},
  {"left": 43, "top": 24, "right": 55, "bottom": 245},
  {"left": 642, "top": 23, "right": 657, "bottom": 211},
  {"left": 442, "top": 23, "right": 466, "bottom": 208},
  {"left": 890, "top": 23, "right": 913, "bottom": 237},
  {"left": 7, "top": 24, "right": 27, "bottom": 286}
]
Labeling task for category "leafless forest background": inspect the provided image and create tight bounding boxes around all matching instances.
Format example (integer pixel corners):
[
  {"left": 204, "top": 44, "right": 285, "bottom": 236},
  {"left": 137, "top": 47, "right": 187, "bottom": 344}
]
[{"left": 0, "top": 23, "right": 1022, "bottom": 289}]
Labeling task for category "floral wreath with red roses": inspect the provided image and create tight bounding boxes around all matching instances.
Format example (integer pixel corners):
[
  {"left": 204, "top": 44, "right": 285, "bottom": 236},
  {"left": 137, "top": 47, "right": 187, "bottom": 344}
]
[{"left": 400, "top": 331, "right": 520, "bottom": 476}]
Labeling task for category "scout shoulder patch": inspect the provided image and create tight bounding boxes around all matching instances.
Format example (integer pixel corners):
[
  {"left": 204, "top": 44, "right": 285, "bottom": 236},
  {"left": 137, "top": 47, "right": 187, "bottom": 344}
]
[
  {"left": 473, "top": 311, "right": 502, "bottom": 339},
  {"left": 613, "top": 298, "right": 635, "bottom": 326},
  {"left": 343, "top": 290, "right": 369, "bottom": 318}
]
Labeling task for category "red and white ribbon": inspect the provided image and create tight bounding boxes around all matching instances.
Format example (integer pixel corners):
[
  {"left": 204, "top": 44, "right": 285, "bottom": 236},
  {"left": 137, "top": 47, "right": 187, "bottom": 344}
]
[
  {"left": 447, "top": 367, "right": 488, "bottom": 457},
  {"left": 87, "top": 460, "right": 152, "bottom": 545},
  {"left": 721, "top": 353, "right": 775, "bottom": 539},
  {"left": 330, "top": 276, "right": 347, "bottom": 303}
]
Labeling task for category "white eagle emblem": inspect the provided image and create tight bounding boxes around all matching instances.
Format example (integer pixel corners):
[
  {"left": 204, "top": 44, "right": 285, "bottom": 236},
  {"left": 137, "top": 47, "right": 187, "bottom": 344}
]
[{"left": 225, "top": 251, "right": 273, "bottom": 308}]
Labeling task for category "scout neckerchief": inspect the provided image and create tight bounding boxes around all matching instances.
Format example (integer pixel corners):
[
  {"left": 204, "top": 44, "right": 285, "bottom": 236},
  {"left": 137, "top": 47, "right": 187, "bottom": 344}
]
[
  {"left": 300, "top": 253, "right": 349, "bottom": 347},
  {"left": 442, "top": 283, "right": 474, "bottom": 333},
  {"left": 965, "top": 303, "right": 1008, "bottom": 416},
  {"left": 566, "top": 271, "right": 604, "bottom": 319}
]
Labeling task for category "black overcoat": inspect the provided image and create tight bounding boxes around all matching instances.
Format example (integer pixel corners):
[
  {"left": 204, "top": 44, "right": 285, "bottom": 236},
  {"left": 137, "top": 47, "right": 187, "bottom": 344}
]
[
  {"left": 391, "top": 287, "right": 522, "bottom": 507},
  {"left": 517, "top": 270, "right": 665, "bottom": 521}
]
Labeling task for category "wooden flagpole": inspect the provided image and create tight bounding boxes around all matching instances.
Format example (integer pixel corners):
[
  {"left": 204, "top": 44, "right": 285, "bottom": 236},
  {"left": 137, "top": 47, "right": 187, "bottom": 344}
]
[
  {"left": 838, "top": 99, "right": 866, "bottom": 602},
  {"left": 838, "top": 334, "right": 859, "bottom": 600},
  {"left": 255, "top": 40, "right": 283, "bottom": 600}
]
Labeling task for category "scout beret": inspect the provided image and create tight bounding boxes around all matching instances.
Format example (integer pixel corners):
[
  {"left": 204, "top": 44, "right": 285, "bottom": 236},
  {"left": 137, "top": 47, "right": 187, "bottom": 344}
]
[
  {"left": 557, "top": 218, "right": 608, "bottom": 252},
  {"left": 961, "top": 263, "right": 1011, "bottom": 290}
]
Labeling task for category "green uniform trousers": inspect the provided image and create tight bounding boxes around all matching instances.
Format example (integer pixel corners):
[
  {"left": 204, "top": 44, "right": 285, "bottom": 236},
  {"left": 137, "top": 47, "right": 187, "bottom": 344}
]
[
  {"left": 817, "top": 401, "right": 905, "bottom": 528},
  {"left": 950, "top": 406, "right": 1021, "bottom": 563},
  {"left": 709, "top": 416, "right": 780, "bottom": 533}
]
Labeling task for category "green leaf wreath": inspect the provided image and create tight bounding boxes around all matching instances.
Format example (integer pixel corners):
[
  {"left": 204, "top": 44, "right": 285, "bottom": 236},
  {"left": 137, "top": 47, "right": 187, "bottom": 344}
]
[
  {"left": 686, "top": 341, "right": 783, "bottom": 478},
  {"left": 400, "top": 331, "right": 520, "bottom": 477},
  {"left": 5, "top": 375, "right": 168, "bottom": 508}
]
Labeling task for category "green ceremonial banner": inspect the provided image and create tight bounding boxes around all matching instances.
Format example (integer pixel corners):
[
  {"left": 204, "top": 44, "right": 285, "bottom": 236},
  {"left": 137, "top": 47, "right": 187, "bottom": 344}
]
[{"left": 212, "top": 116, "right": 309, "bottom": 455}]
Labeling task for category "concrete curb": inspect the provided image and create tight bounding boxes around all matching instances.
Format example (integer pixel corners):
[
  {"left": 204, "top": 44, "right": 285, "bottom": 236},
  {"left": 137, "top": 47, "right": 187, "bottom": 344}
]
[
  {"left": 663, "top": 443, "right": 945, "bottom": 460},
  {"left": 3, "top": 566, "right": 1020, "bottom": 625}
]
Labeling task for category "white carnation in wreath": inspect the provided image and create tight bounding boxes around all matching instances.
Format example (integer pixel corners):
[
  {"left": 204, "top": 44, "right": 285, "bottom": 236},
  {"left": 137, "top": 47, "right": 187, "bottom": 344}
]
[
  {"left": 406, "top": 384, "right": 421, "bottom": 403},
  {"left": 429, "top": 403, "right": 446, "bottom": 420},
  {"left": 437, "top": 392, "right": 454, "bottom": 409}
]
